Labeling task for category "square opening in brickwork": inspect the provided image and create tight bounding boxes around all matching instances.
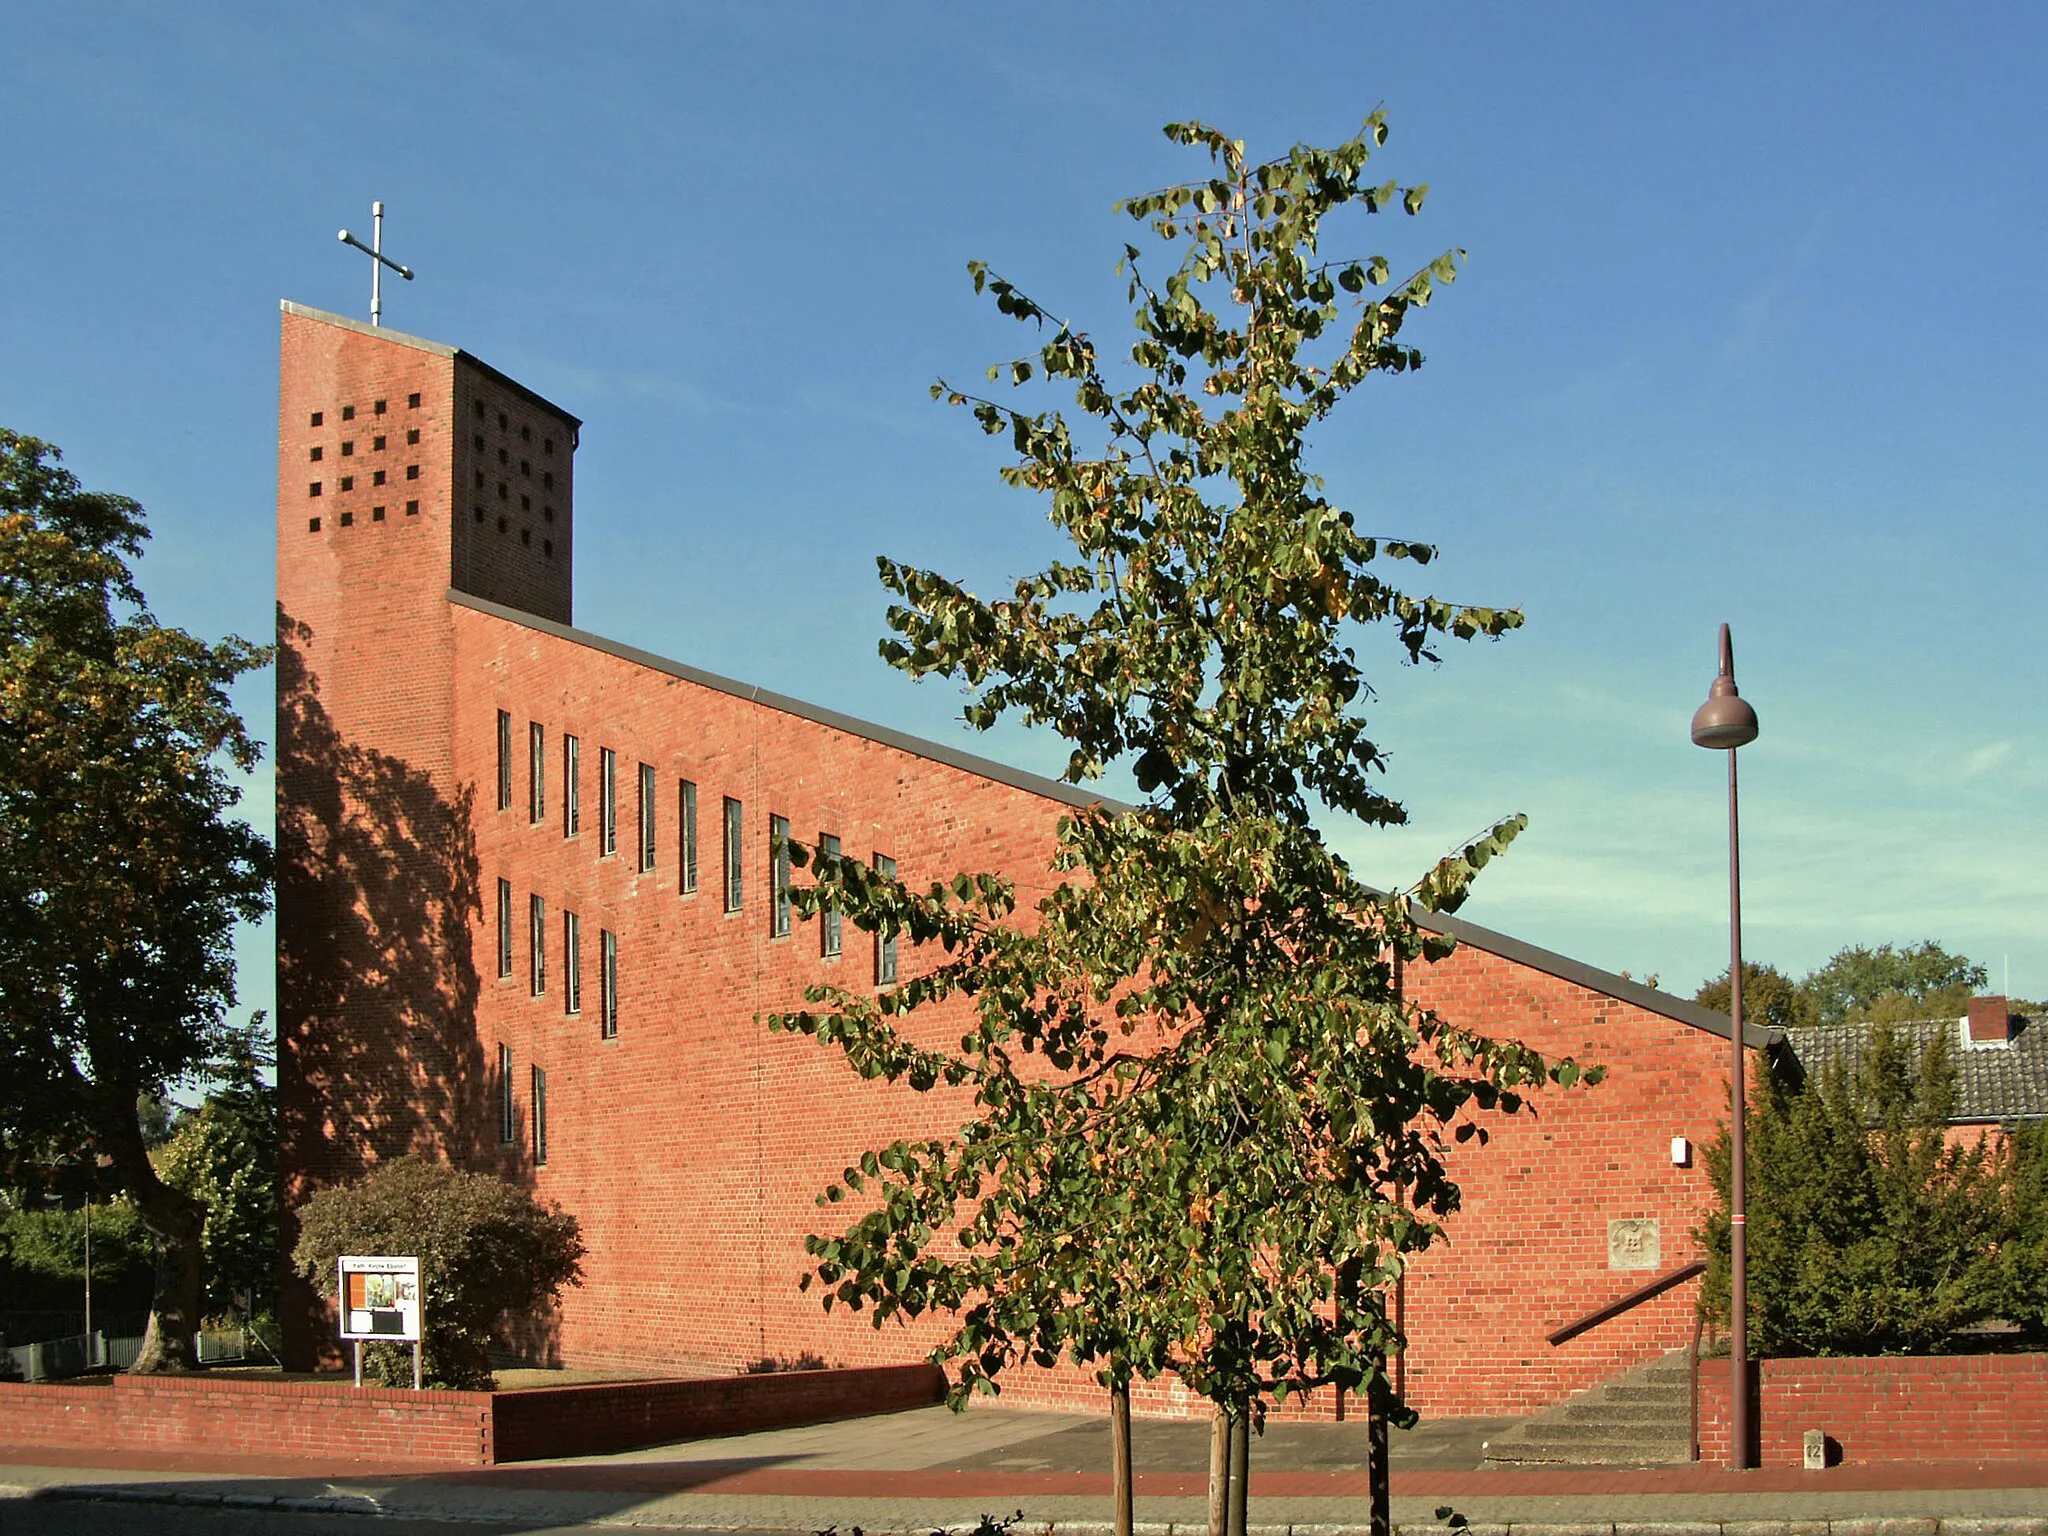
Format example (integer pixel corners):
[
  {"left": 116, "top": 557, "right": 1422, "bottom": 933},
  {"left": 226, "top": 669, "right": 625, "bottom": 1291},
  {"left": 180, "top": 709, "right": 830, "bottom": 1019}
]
[
  {"left": 308, "top": 516, "right": 322, "bottom": 532},
  {"left": 497, "top": 447, "right": 508, "bottom": 464},
  {"left": 341, "top": 441, "right": 353, "bottom": 456},
  {"left": 521, "top": 528, "right": 532, "bottom": 546},
  {"left": 339, "top": 510, "right": 354, "bottom": 527},
  {"left": 342, "top": 405, "right": 355, "bottom": 421},
  {"left": 473, "top": 433, "right": 485, "bottom": 451},
  {"left": 310, "top": 411, "right": 324, "bottom": 427},
  {"left": 309, "top": 482, "right": 322, "bottom": 497},
  {"left": 406, "top": 464, "right": 419, "bottom": 480},
  {"left": 405, "top": 499, "right": 419, "bottom": 516},
  {"left": 520, "top": 494, "right": 530, "bottom": 510},
  {"left": 543, "top": 539, "right": 553, "bottom": 557},
  {"left": 498, "top": 411, "right": 509, "bottom": 430},
  {"left": 520, "top": 459, "right": 530, "bottom": 476},
  {"left": 475, "top": 507, "right": 485, "bottom": 522},
  {"left": 408, "top": 392, "right": 421, "bottom": 409},
  {"left": 521, "top": 425, "right": 531, "bottom": 442},
  {"left": 543, "top": 505, "right": 554, "bottom": 522},
  {"left": 309, "top": 446, "right": 322, "bottom": 462},
  {"left": 374, "top": 399, "right": 386, "bottom": 415},
  {"left": 475, "top": 470, "right": 485, "bottom": 488},
  {"left": 544, "top": 438, "right": 553, "bottom": 454},
  {"left": 407, "top": 428, "right": 420, "bottom": 444},
  {"left": 373, "top": 435, "right": 386, "bottom": 451},
  {"left": 372, "top": 505, "right": 386, "bottom": 521},
  {"left": 373, "top": 470, "right": 387, "bottom": 486},
  {"left": 475, "top": 400, "right": 486, "bottom": 419},
  {"left": 339, "top": 475, "right": 354, "bottom": 491},
  {"left": 498, "top": 515, "right": 508, "bottom": 532},
  {"left": 499, "top": 483, "right": 508, "bottom": 499},
  {"left": 543, "top": 470, "right": 553, "bottom": 488}
]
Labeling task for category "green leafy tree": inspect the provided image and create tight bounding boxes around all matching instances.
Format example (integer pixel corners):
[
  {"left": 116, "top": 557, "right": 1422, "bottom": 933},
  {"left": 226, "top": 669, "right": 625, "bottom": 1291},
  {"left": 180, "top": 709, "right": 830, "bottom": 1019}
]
[
  {"left": 154, "top": 1045, "right": 278, "bottom": 1318},
  {"left": 0, "top": 1194, "right": 156, "bottom": 1323},
  {"left": 1799, "top": 941, "right": 1987, "bottom": 1027},
  {"left": 0, "top": 430, "right": 271, "bottom": 1371},
  {"left": 1699, "top": 1023, "right": 2013, "bottom": 1354},
  {"left": 1692, "top": 962, "right": 1815, "bottom": 1033},
  {"left": 769, "top": 116, "right": 1596, "bottom": 1531},
  {"left": 291, "top": 1156, "right": 585, "bottom": 1389}
]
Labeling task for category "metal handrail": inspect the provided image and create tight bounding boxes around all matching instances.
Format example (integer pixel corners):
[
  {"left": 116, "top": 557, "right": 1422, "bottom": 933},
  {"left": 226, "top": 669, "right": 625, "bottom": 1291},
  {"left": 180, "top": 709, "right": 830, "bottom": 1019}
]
[{"left": 1545, "top": 1259, "right": 1708, "bottom": 1347}]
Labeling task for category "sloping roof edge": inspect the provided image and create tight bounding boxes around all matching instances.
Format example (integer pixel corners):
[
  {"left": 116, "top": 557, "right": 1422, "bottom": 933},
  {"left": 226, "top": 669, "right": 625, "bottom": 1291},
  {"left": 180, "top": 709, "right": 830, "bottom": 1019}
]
[
  {"left": 453, "top": 589, "right": 1773, "bottom": 1051},
  {"left": 280, "top": 301, "right": 584, "bottom": 430}
]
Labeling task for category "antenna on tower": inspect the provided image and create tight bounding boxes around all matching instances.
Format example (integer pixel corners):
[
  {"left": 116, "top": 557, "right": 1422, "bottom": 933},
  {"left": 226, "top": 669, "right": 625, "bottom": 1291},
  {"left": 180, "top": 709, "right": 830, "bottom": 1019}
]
[{"left": 337, "top": 201, "right": 415, "bottom": 326}]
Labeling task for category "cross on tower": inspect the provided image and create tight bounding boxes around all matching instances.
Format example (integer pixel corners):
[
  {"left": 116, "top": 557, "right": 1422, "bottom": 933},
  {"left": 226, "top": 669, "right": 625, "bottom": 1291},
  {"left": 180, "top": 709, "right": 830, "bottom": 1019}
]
[{"left": 336, "top": 201, "right": 415, "bottom": 327}]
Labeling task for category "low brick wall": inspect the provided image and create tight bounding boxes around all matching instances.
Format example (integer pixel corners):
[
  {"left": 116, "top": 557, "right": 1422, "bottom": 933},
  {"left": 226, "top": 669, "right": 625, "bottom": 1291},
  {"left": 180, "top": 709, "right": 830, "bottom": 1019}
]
[
  {"left": 493, "top": 1363, "right": 945, "bottom": 1460},
  {"left": 1698, "top": 1352, "right": 2048, "bottom": 1465},
  {"left": 0, "top": 1362, "right": 946, "bottom": 1467}
]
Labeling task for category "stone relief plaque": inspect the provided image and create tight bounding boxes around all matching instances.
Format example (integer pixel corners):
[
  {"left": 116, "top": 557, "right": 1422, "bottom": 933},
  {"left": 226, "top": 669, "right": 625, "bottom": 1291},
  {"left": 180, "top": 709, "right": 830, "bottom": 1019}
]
[{"left": 1608, "top": 1217, "right": 1661, "bottom": 1272}]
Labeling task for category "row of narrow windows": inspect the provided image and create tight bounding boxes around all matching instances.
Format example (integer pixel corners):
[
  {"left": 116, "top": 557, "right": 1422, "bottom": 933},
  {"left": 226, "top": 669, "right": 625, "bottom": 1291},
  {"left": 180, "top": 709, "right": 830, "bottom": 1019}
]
[
  {"left": 495, "top": 711, "right": 899, "bottom": 983},
  {"left": 497, "top": 1047, "right": 549, "bottom": 1166},
  {"left": 309, "top": 429, "right": 419, "bottom": 461},
  {"left": 495, "top": 880, "right": 620, "bottom": 1034},
  {"left": 473, "top": 396, "right": 559, "bottom": 456},
  {"left": 309, "top": 395, "right": 420, "bottom": 427},
  {"left": 309, "top": 501, "right": 418, "bottom": 532}
]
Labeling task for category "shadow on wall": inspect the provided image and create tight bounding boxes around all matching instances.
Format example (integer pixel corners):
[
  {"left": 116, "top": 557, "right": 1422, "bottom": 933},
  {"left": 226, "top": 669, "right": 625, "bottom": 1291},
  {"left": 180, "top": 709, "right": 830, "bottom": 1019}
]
[{"left": 276, "top": 605, "right": 519, "bottom": 1365}]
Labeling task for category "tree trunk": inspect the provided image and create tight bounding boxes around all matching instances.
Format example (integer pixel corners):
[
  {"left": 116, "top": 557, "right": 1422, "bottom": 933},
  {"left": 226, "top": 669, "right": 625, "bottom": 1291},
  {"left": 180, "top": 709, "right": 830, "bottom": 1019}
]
[
  {"left": 1227, "top": 1399, "right": 1250, "bottom": 1536},
  {"left": 1110, "top": 1380, "right": 1133, "bottom": 1536},
  {"left": 1367, "top": 1373, "right": 1391, "bottom": 1536},
  {"left": 89, "top": 1070, "right": 206, "bottom": 1372},
  {"left": 1207, "top": 1403, "right": 1230, "bottom": 1536}
]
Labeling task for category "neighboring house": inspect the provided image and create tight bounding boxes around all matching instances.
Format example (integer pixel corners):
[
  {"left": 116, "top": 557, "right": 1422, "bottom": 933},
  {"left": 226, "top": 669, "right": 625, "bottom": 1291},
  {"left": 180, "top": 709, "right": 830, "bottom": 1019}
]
[
  {"left": 1779, "top": 998, "right": 2048, "bottom": 1129},
  {"left": 274, "top": 300, "right": 1772, "bottom": 1420}
]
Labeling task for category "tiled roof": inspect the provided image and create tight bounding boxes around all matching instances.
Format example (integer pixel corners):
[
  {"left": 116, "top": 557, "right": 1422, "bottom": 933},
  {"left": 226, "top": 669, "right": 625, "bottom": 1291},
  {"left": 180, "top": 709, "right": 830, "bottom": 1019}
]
[{"left": 1779, "top": 1012, "right": 2048, "bottom": 1124}]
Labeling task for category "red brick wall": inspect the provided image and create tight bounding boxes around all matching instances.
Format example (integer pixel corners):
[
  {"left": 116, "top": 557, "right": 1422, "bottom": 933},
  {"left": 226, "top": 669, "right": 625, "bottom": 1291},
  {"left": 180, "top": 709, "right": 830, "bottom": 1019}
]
[
  {"left": 1698, "top": 1354, "right": 2048, "bottom": 1465},
  {"left": 0, "top": 1376, "right": 492, "bottom": 1466}
]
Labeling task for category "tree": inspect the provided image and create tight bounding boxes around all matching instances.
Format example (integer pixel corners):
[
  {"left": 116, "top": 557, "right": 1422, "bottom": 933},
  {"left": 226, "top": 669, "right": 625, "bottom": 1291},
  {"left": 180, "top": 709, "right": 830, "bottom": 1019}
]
[
  {"left": 1692, "top": 962, "right": 1815, "bottom": 1032},
  {"left": 154, "top": 1043, "right": 278, "bottom": 1319},
  {"left": 1698, "top": 1023, "right": 2013, "bottom": 1355},
  {"left": 291, "top": 1156, "right": 585, "bottom": 1389},
  {"left": 0, "top": 430, "right": 271, "bottom": 1371},
  {"left": 1800, "top": 941, "right": 1986, "bottom": 1027},
  {"left": 769, "top": 117, "right": 1595, "bottom": 1535}
]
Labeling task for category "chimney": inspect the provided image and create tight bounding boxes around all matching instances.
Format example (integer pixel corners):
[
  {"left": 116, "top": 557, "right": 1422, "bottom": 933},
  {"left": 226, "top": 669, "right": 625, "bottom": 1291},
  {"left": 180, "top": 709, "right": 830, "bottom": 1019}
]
[{"left": 1966, "top": 995, "right": 2012, "bottom": 1045}]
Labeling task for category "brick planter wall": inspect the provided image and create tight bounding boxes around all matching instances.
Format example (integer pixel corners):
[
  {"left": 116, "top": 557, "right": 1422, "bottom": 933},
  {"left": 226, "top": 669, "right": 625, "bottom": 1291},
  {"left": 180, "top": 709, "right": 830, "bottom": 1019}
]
[
  {"left": 0, "top": 1363, "right": 945, "bottom": 1467},
  {"left": 1698, "top": 1353, "right": 2048, "bottom": 1465}
]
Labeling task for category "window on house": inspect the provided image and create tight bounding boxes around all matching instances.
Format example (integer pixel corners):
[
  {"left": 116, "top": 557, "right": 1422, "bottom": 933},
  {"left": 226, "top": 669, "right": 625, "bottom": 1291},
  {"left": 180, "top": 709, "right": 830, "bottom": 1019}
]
[
  {"left": 496, "top": 711, "right": 512, "bottom": 811},
  {"left": 599, "top": 749, "right": 617, "bottom": 856},
  {"left": 874, "top": 853, "right": 898, "bottom": 985},
  {"left": 819, "top": 833, "right": 842, "bottom": 957},
  {"left": 529, "top": 722, "right": 545, "bottom": 823},
  {"left": 723, "top": 797, "right": 743, "bottom": 912},
  {"left": 678, "top": 780, "right": 698, "bottom": 894},
  {"left": 563, "top": 734, "right": 580, "bottom": 837},
  {"left": 496, "top": 878, "right": 513, "bottom": 978},
  {"left": 769, "top": 814, "right": 791, "bottom": 938},
  {"left": 600, "top": 929, "right": 618, "bottom": 1040},
  {"left": 531, "top": 1066, "right": 548, "bottom": 1166},
  {"left": 498, "top": 1043, "right": 515, "bottom": 1144},
  {"left": 530, "top": 893, "right": 546, "bottom": 996},
  {"left": 563, "top": 910, "right": 581, "bottom": 1016},
  {"left": 638, "top": 763, "right": 656, "bottom": 872}
]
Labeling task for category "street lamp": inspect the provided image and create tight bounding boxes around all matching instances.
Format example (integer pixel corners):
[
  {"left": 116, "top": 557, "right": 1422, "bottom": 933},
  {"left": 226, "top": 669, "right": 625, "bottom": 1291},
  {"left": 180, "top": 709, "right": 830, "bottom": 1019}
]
[{"left": 1691, "top": 622, "right": 1759, "bottom": 1471}]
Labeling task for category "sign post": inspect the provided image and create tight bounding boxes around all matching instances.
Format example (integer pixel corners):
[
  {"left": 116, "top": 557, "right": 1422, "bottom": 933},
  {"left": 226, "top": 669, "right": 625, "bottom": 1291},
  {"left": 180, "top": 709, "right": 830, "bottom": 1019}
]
[{"left": 337, "top": 1255, "right": 424, "bottom": 1390}]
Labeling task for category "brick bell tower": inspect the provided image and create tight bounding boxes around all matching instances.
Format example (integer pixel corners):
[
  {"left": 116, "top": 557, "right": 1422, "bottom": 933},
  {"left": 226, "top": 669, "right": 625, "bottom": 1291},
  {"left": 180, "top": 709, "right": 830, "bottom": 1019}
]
[{"left": 274, "top": 301, "right": 580, "bottom": 1364}]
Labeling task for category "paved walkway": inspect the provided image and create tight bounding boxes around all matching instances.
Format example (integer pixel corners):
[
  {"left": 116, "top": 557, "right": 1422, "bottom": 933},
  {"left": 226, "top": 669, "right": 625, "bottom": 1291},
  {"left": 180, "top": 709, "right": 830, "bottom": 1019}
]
[{"left": 6, "top": 1402, "right": 2047, "bottom": 1532}]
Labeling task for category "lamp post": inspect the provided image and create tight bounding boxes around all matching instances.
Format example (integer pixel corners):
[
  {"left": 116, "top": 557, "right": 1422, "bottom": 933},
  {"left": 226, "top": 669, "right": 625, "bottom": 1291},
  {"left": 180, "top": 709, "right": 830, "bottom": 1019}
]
[{"left": 1691, "top": 622, "right": 1759, "bottom": 1470}]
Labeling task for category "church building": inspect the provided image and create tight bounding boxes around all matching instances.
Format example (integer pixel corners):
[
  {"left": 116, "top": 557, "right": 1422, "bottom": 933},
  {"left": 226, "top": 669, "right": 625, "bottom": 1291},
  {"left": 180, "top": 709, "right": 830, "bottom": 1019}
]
[{"left": 275, "top": 298, "right": 1772, "bottom": 1420}]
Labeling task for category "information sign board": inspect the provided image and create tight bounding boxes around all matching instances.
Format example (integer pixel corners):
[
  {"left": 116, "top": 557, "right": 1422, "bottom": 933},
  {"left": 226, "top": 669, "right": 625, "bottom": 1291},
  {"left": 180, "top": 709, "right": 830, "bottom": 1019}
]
[{"left": 337, "top": 1254, "right": 422, "bottom": 1342}]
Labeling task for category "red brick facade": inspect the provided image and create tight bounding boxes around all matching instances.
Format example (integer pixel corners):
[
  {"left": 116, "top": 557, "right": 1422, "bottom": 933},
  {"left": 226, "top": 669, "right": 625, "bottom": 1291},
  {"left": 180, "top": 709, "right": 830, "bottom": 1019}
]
[{"left": 275, "top": 302, "right": 1762, "bottom": 1420}]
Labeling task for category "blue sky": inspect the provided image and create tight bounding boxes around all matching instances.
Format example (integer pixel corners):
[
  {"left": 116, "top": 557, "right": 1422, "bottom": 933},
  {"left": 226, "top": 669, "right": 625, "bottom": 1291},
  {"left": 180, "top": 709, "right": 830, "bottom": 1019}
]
[{"left": 4, "top": 1, "right": 2043, "bottom": 1023}]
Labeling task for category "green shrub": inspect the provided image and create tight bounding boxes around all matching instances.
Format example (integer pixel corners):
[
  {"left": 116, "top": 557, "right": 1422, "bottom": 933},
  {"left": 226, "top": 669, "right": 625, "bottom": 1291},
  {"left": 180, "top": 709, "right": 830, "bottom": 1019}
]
[{"left": 291, "top": 1157, "right": 584, "bottom": 1389}]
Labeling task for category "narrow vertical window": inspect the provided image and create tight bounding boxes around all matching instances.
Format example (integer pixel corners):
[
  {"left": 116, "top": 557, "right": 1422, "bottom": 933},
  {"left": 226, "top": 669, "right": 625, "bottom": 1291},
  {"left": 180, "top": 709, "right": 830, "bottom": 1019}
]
[
  {"left": 529, "top": 722, "right": 545, "bottom": 823},
  {"left": 769, "top": 814, "right": 791, "bottom": 938},
  {"left": 498, "top": 1044, "right": 515, "bottom": 1144},
  {"left": 496, "top": 710, "right": 512, "bottom": 811},
  {"left": 874, "top": 853, "right": 898, "bottom": 985},
  {"left": 600, "top": 748, "right": 617, "bottom": 856},
  {"left": 818, "top": 834, "right": 842, "bottom": 957},
  {"left": 563, "top": 910, "right": 581, "bottom": 1015},
  {"left": 600, "top": 929, "right": 618, "bottom": 1040},
  {"left": 496, "top": 879, "right": 513, "bottom": 978},
  {"left": 531, "top": 1066, "right": 548, "bottom": 1167},
  {"left": 678, "top": 780, "right": 698, "bottom": 894},
  {"left": 530, "top": 893, "right": 546, "bottom": 995},
  {"left": 563, "top": 734, "right": 581, "bottom": 837},
  {"left": 723, "top": 797, "right": 743, "bottom": 912},
  {"left": 638, "top": 762, "right": 657, "bottom": 872}
]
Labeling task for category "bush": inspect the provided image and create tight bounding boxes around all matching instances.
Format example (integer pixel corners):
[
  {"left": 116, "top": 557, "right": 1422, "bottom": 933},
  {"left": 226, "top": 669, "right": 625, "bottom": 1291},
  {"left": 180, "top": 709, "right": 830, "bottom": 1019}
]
[
  {"left": 1699, "top": 1023, "right": 2029, "bottom": 1355},
  {"left": 0, "top": 1195, "right": 156, "bottom": 1322},
  {"left": 154, "top": 1068, "right": 278, "bottom": 1317},
  {"left": 291, "top": 1157, "right": 584, "bottom": 1389}
]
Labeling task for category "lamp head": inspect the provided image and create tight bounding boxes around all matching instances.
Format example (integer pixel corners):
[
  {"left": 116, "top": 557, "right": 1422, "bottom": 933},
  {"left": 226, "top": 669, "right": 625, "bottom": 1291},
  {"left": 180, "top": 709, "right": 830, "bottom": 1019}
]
[{"left": 1691, "top": 622, "right": 1759, "bottom": 750}]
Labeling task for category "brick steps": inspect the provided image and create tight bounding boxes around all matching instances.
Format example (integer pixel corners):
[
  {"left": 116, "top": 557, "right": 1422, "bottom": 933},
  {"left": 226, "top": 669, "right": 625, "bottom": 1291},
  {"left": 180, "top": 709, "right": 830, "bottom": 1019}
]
[{"left": 1482, "top": 1352, "right": 1693, "bottom": 1467}]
